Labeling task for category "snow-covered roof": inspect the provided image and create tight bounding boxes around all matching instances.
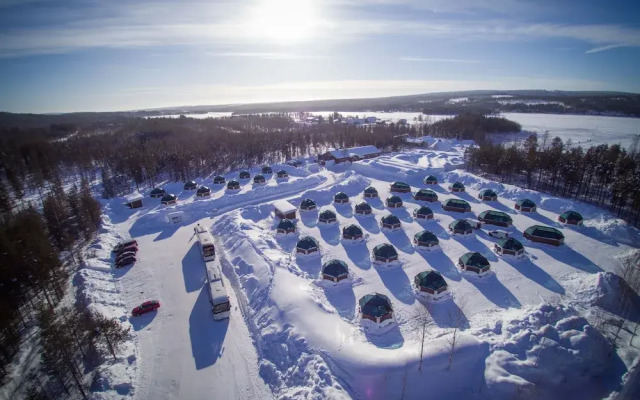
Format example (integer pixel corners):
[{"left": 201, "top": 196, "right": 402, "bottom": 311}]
[
  {"left": 124, "top": 192, "right": 143, "bottom": 202},
  {"left": 328, "top": 145, "right": 380, "bottom": 159},
  {"left": 273, "top": 200, "right": 296, "bottom": 213}
]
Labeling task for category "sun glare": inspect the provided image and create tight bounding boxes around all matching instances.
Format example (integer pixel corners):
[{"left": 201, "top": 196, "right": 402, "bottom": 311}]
[{"left": 245, "top": 0, "right": 319, "bottom": 45}]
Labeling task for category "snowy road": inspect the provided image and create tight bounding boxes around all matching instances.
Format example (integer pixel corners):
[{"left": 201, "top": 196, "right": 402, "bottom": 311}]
[{"left": 117, "top": 220, "right": 272, "bottom": 400}]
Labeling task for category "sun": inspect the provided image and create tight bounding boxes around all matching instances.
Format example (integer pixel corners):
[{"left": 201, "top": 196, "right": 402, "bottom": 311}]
[{"left": 245, "top": 0, "right": 318, "bottom": 45}]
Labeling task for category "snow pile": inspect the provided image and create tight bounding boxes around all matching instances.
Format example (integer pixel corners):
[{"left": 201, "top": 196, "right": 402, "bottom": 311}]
[
  {"left": 588, "top": 272, "right": 640, "bottom": 319},
  {"left": 431, "top": 139, "right": 453, "bottom": 152},
  {"left": 76, "top": 214, "right": 137, "bottom": 399},
  {"left": 485, "top": 304, "right": 612, "bottom": 399}
]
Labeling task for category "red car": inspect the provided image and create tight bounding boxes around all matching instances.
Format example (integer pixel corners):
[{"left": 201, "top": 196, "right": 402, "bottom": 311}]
[
  {"left": 132, "top": 300, "right": 160, "bottom": 316},
  {"left": 113, "top": 240, "right": 138, "bottom": 253},
  {"left": 116, "top": 244, "right": 138, "bottom": 256}
]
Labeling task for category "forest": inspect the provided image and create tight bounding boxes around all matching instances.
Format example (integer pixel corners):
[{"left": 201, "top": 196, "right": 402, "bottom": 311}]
[{"left": 465, "top": 134, "right": 640, "bottom": 225}]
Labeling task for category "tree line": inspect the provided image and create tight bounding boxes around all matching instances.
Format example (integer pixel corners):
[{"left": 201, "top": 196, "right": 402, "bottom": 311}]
[
  {"left": 465, "top": 133, "right": 640, "bottom": 226},
  {"left": 0, "top": 180, "right": 129, "bottom": 399}
]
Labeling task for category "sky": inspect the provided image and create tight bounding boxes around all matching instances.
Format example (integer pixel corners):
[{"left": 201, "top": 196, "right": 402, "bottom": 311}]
[{"left": 0, "top": 0, "right": 639, "bottom": 113}]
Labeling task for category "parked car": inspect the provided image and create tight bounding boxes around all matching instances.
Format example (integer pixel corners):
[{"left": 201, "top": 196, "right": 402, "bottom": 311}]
[
  {"left": 115, "top": 256, "right": 136, "bottom": 268},
  {"left": 116, "top": 244, "right": 138, "bottom": 256},
  {"left": 465, "top": 218, "right": 482, "bottom": 229},
  {"left": 116, "top": 250, "right": 137, "bottom": 262},
  {"left": 113, "top": 240, "right": 137, "bottom": 253},
  {"left": 132, "top": 300, "right": 160, "bottom": 316},
  {"left": 488, "top": 230, "right": 510, "bottom": 239}
]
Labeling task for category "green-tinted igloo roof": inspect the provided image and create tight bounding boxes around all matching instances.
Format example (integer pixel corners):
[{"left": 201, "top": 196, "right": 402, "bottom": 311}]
[
  {"left": 239, "top": 170, "right": 250, "bottom": 177},
  {"left": 497, "top": 237, "right": 524, "bottom": 251},
  {"left": 443, "top": 198, "right": 471, "bottom": 209},
  {"left": 390, "top": 181, "right": 410, "bottom": 189},
  {"left": 197, "top": 186, "right": 211, "bottom": 194},
  {"left": 227, "top": 180, "right": 240, "bottom": 187},
  {"left": 319, "top": 209, "right": 337, "bottom": 220},
  {"left": 322, "top": 259, "right": 348, "bottom": 278},
  {"left": 373, "top": 243, "right": 398, "bottom": 258},
  {"left": 414, "top": 270, "right": 447, "bottom": 291},
  {"left": 414, "top": 230, "right": 439, "bottom": 245},
  {"left": 450, "top": 182, "right": 465, "bottom": 189},
  {"left": 277, "top": 169, "right": 288, "bottom": 176},
  {"left": 261, "top": 166, "right": 273, "bottom": 173},
  {"left": 381, "top": 214, "right": 401, "bottom": 225},
  {"left": 478, "top": 210, "right": 512, "bottom": 224},
  {"left": 459, "top": 252, "right": 490, "bottom": 268},
  {"left": 414, "top": 206, "right": 434, "bottom": 216},
  {"left": 449, "top": 219, "right": 473, "bottom": 231},
  {"left": 364, "top": 186, "right": 378, "bottom": 194},
  {"left": 525, "top": 225, "right": 564, "bottom": 240},
  {"left": 355, "top": 202, "right": 372, "bottom": 212},
  {"left": 343, "top": 224, "right": 363, "bottom": 236},
  {"left": 424, "top": 175, "right": 438, "bottom": 183},
  {"left": 386, "top": 195, "right": 403, "bottom": 204},
  {"left": 479, "top": 188, "right": 498, "bottom": 197},
  {"left": 150, "top": 187, "right": 165, "bottom": 195},
  {"left": 300, "top": 198, "right": 317, "bottom": 208},
  {"left": 161, "top": 193, "right": 176, "bottom": 202},
  {"left": 415, "top": 189, "right": 437, "bottom": 198},
  {"left": 297, "top": 236, "right": 319, "bottom": 250},
  {"left": 277, "top": 219, "right": 296, "bottom": 231},
  {"left": 253, "top": 174, "right": 265, "bottom": 181},
  {"left": 560, "top": 210, "right": 583, "bottom": 222},
  {"left": 359, "top": 293, "right": 392, "bottom": 318},
  {"left": 184, "top": 180, "right": 197, "bottom": 188},
  {"left": 516, "top": 199, "right": 536, "bottom": 208},
  {"left": 334, "top": 192, "right": 349, "bottom": 200}
]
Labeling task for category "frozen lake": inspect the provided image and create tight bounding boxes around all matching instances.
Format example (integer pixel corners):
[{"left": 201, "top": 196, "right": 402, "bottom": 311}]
[{"left": 501, "top": 113, "right": 640, "bottom": 149}]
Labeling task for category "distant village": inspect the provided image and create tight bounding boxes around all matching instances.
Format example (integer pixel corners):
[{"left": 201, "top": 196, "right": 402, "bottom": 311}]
[{"left": 296, "top": 113, "right": 410, "bottom": 126}]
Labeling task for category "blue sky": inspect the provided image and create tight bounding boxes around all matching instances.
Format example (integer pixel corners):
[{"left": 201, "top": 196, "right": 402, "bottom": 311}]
[{"left": 1, "top": 0, "right": 639, "bottom": 113}]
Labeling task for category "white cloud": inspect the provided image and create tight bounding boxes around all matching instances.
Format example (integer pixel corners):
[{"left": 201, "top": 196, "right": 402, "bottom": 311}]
[
  {"left": 400, "top": 57, "right": 482, "bottom": 63},
  {"left": 210, "top": 52, "right": 327, "bottom": 60}
]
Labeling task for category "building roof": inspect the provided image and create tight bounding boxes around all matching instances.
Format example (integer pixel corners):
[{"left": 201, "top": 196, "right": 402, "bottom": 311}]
[
  {"left": 319, "top": 209, "right": 337, "bottom": 220},
  {"left": 381, "top": 214, "right": 401, "bottom": 225},
  {"left": 355, "top": 202, "right": 372, "bottom": 212},
  {"left": 450, "top": 182, "right": 465, "bottom": 189},
  {"left": 560, "top": 210, "right": 583, "bottom": 221},
  {"left": 516, "top": 198, "right": 536, "bottom": 208},
  {"left": 390, "top": 181, "right": 410, "bottom": 189},
  {"left": 227, "top": 180, "right": 240, "bottom": 187},
  {"left": 239, "top": 170, "right": 250, "bottom": 177},
  {"left": 184, "top": 180, "right": 197, "bottom": 188},
  {"left": 459, "top": 252, "right": 490, "bottom": 268},
  {"left": 415, "top": 189, "right": 437, "bottom": 198},
  {"left": 478, "top": 210, "right": 513, "bottom": 224},
  {"left": 343, "top": 224, "right": 363, "bottom": 236},
  {"left": 297, "top": 236, "right": 319, "bottom": 250},
  {"left": 328, "top": 145, "right": 381, "bottom": 159},
  {"left": 373, "top": 243, "right": 398, "bottom": 258},
  {"left": 334, "top": 192, "right": 349, "bottom": 200},
  {"left": 161, "top": 193, "right": 177, "bottom": 202},
  {"left": 414, "top": 230, "right": 439, "bottom": 244},
  {"left": 414, "top": 206, "right": 434, "bottom": 216},
  {"left": 277, "top": 219, "right": 296, "bottom": 231},
  {"left": 359, "top": 293, "right": 392, "bottom": 318},
  {"left": 364, "top": 186, "right": 378, "bottom": 194},
  {"left": 213, "top": 175, "right": 226, "bottom": 182},
  {"left": 414, "top": 270, "right": 447, "bottom": 290},
  {"left": 125, "top": 192, "right": 144, "bottom": 202},
  {"left": 479, "top": 188, "right": 498, "bottom": 197},
  {"left": 300, "top": 198, "right": 316, "bottom": 208},
  {"left": 277, "top": 169, "right": 288, "bottom": 176},
  {"left": 443, "top": 198, "right": 471, "bottom": 209},
  {"left": 197, "top": 186, "right": 211, "bottom": 194},
  {"left": 497, "top": 237, "right": 524, "bottom": 251},
  {"left": 150, "top": 187, "right": 165, "bottom": 195},
  {"left": 261, "top": 166, "right": 273, "bottom": 173},
  {"left": 424, "top": 175, "right": 438, "bottom": 182},
  {"left": 386, "top": 195, "right": 403, "bottom": 204},
  {"left": 273, "top": 200, "right": 296, "bottom": 214},
  {"left": 322, "top": 259, "right": 349, "bottom": 278},
  {"left": 525, "top": 225, "right": 564, "bottom": 240},
  {"left": 449, "top": 219, "right": 473, "bottom": 231}
]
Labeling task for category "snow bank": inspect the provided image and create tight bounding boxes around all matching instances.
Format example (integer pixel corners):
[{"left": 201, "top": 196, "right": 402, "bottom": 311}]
[{"left": 484, "top": 304, "right": 612, "bottom": 400}]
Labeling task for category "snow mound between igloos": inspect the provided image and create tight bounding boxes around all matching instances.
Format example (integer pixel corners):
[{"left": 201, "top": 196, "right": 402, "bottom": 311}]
[{"left": 484, "top": 304, "right": 612, "bottom": 400}]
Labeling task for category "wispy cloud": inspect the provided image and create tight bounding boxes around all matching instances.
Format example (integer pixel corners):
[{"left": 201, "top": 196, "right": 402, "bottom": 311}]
[
  {"left": 585, "top": 44, "right": 627, "bottom": 54},
  {"left": 400, "top": 57, "right": 482, "bottom": 63},
  {"left": 211, "top": 52, "right": 327, "bottom": 60}
]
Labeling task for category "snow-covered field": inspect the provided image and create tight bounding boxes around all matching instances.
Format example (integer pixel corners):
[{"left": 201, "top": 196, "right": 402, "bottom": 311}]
[
  {"left": 501, "top": 113, "right": 640, "bottom": 149},
  {"left": 83, "top": 144, "right": 640, "bottom": 400}
]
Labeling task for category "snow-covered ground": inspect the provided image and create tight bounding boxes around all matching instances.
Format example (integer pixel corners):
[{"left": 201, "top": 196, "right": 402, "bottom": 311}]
[
  {"left": 501, "top": 113, "right": 640, "bottom": 149},
  {"left": 85, "top": 145, "right": 640, "bottom": 400}
]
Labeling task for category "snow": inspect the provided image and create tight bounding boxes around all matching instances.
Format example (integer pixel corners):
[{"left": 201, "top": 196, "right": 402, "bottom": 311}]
[
  {"left": 86, "top": 147, "right": 640, "bottom": 400},
  {"left": 124, "top": 192, "right": 144, "bottom": 202},
  {"left": 272, "top": 199, "right": 297, "bottom": 214},
  {"left": 500, "top": 113, "right": 640, "bottom": 149}
]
